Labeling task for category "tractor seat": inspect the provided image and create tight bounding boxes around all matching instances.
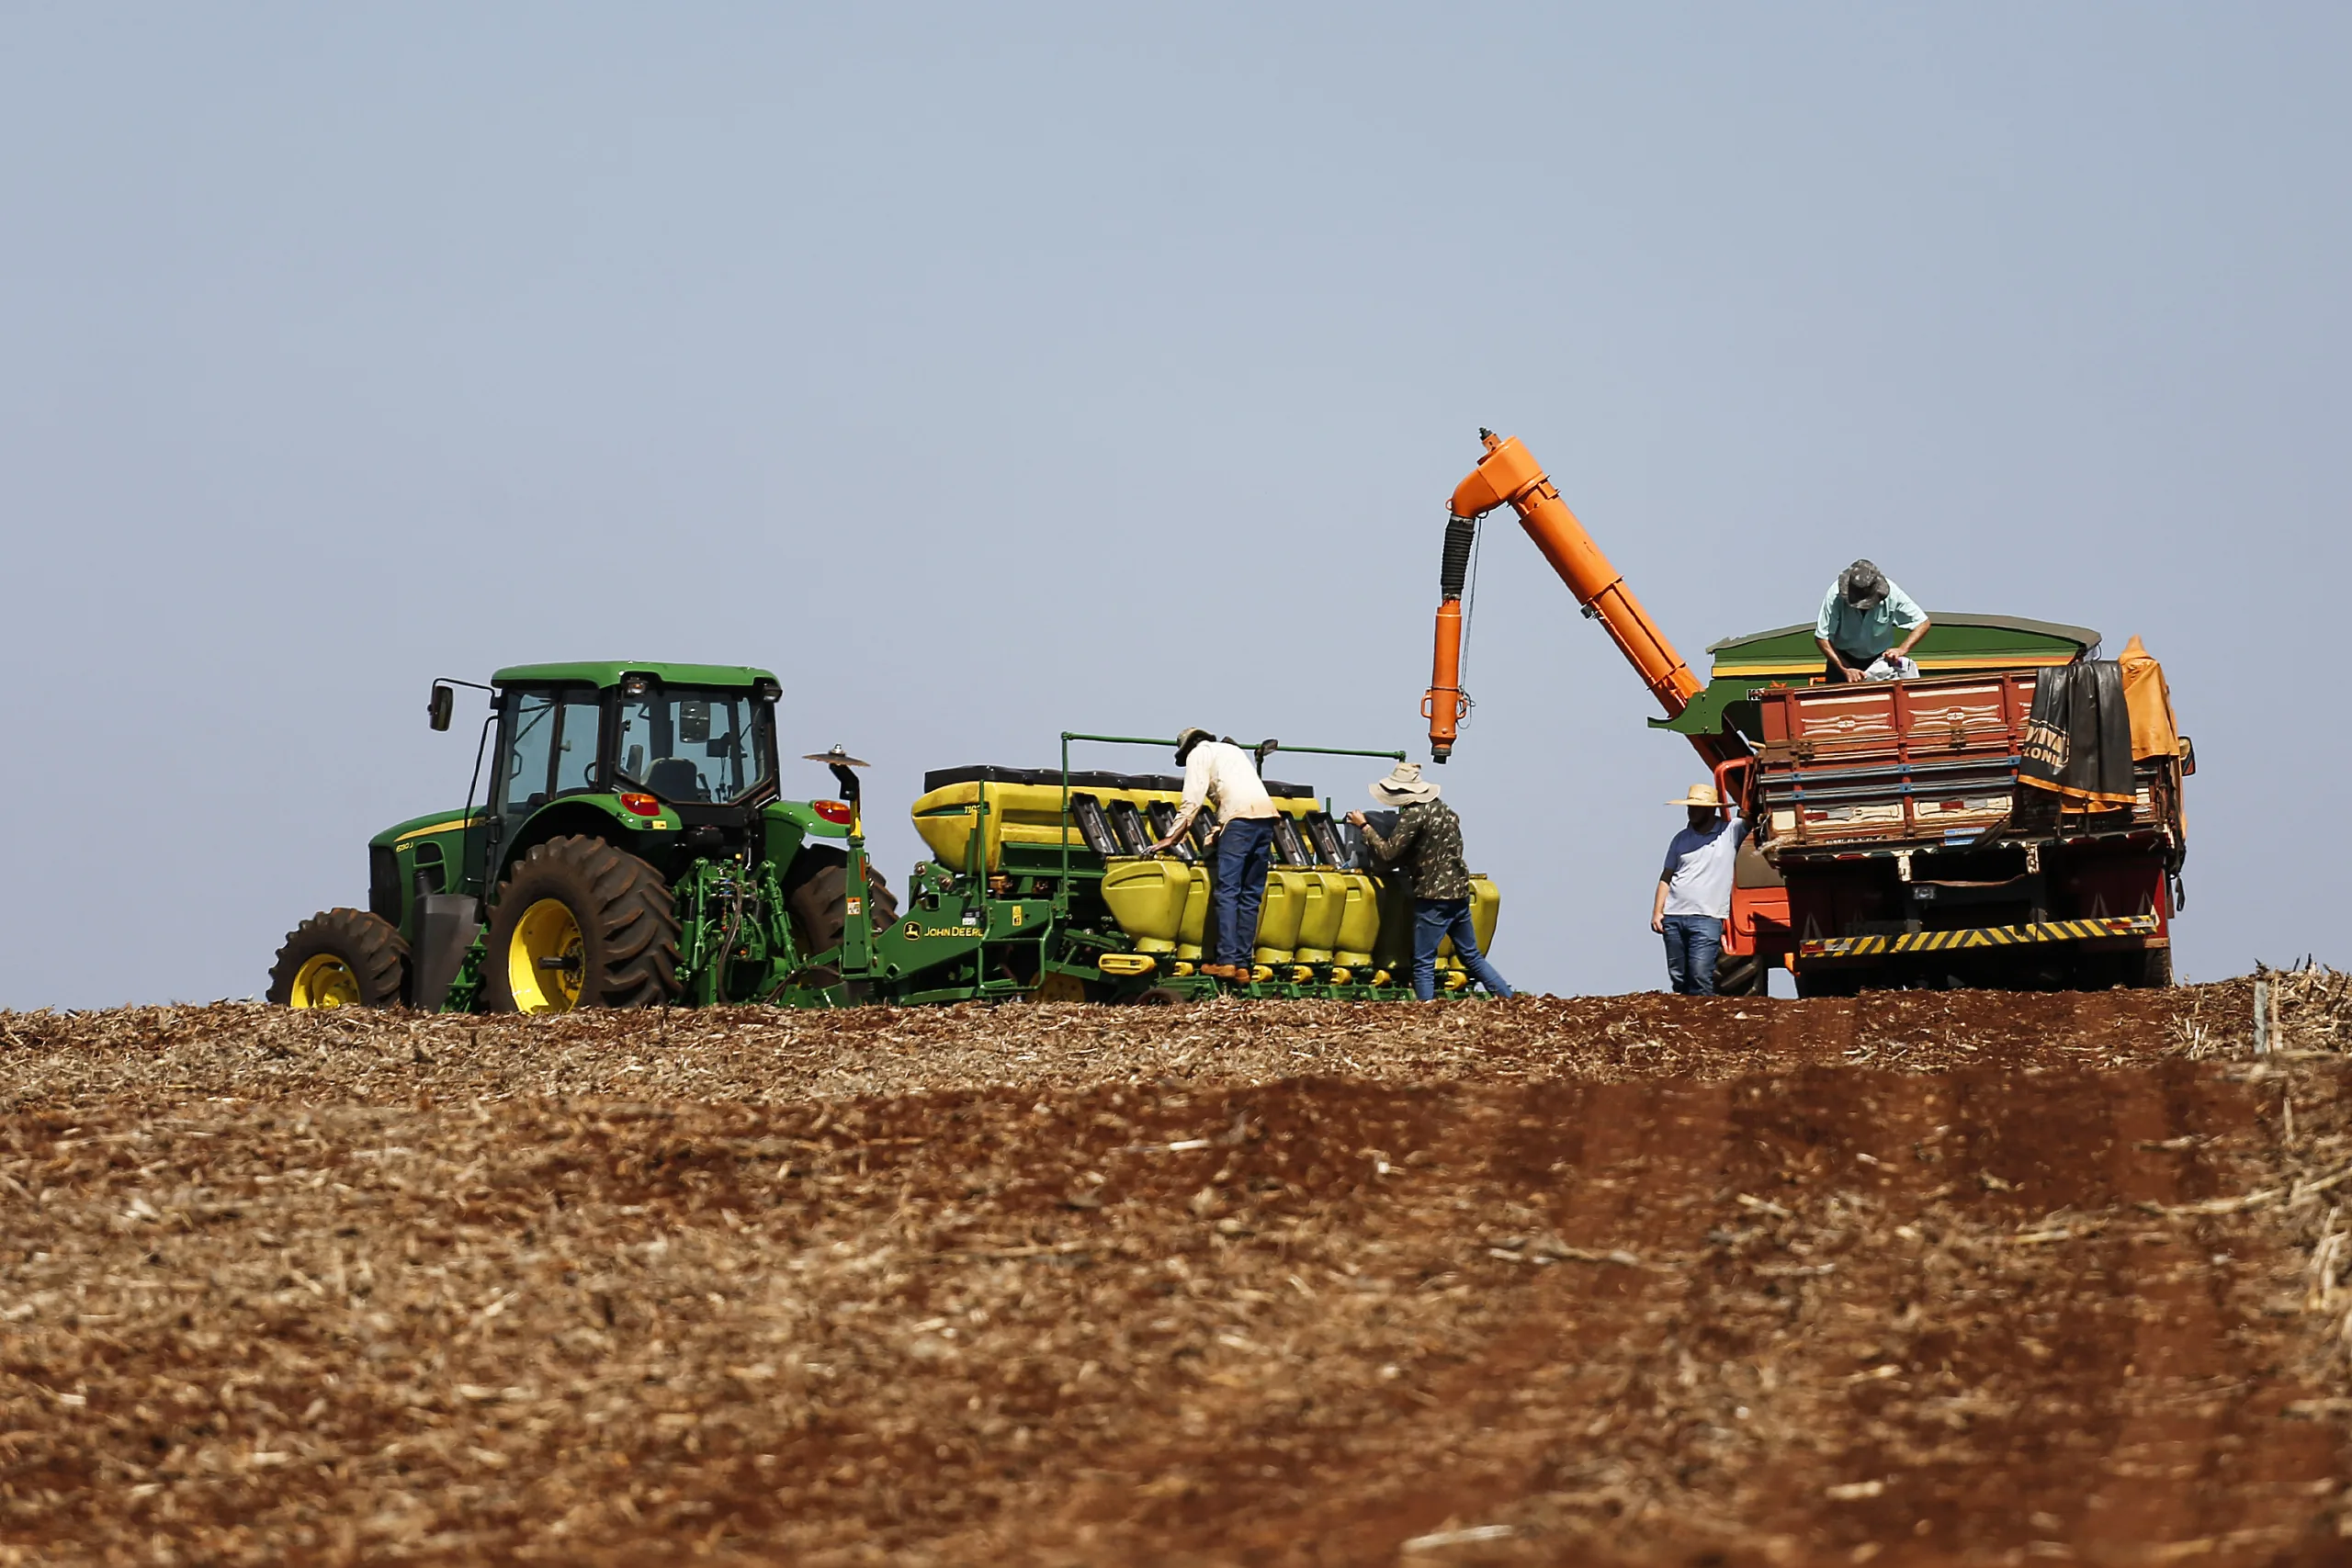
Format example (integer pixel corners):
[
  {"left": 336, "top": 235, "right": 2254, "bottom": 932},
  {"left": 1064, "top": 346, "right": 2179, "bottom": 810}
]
[{"left": 645, "top": 757, "right": 706, "bottom": 801}]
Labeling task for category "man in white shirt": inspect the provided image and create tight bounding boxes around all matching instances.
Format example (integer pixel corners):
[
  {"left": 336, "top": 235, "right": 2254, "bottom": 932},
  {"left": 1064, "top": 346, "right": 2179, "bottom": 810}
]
[
  {"left": 1147, "top": 727, "right": 1280, "bottom": 980},
  {"left": 1650, "top": 782, "right": 1747, "bottom": 995}
]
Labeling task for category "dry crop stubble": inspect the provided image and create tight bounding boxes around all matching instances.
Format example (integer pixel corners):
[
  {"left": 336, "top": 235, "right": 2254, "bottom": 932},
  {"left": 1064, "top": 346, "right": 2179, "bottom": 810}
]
[{"left": 0, "top": 978, "right": 2348, "bottom": 1564}]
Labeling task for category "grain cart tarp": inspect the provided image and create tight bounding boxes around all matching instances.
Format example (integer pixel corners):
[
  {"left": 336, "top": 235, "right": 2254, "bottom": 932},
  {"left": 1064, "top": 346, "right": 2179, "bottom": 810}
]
[
  {"left": 2020, "top": 660, "right": 2135, "bottom": 807},
  {"left": 2118, "top": 636, "right": 2182, "bottom": 760}
]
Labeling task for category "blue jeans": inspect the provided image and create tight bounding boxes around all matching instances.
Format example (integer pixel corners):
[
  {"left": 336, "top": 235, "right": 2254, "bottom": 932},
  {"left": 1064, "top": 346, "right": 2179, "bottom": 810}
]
[
  {"left": 1212, "top": 817, "right": 1275, "bottom": 965},
  {"left": 1412, "top": 899, "right": 1514, "bottom": 1001},
  {"left": 1662, "top": 914, "right": 1724, "bottom": 995}
]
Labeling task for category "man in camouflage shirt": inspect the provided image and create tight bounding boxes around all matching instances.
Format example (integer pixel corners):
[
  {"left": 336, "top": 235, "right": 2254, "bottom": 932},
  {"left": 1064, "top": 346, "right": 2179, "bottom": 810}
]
[{"left": 1347, "top": 763, "right": 1513, "bottom": 1002}]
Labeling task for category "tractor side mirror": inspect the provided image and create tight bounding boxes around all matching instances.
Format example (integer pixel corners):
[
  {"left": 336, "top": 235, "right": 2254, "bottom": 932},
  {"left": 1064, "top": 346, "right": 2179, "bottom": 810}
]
[{"left": 429, "top": 682, "right": 455, "bottom": 732}]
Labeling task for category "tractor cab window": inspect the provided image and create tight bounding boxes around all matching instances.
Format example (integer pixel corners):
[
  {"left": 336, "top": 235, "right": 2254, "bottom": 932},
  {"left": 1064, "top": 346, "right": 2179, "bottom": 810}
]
[
  {"left": 500, "top": 687, "right": 604, "bottom": 815},
  {"left": 614, "top": 686, "right": 773, "bottom": 805},
  {"left": 502, "top": 690, "right": 558, "bottom": 815},
  {"left": 550, "top": 693, "right": 604, "bottom": 795}
]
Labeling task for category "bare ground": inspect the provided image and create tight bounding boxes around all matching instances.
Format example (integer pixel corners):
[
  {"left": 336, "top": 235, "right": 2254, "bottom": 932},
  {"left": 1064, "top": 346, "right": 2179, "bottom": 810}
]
[{"left": 2, "top": 975, "right": 2349, "bottom": 1566}]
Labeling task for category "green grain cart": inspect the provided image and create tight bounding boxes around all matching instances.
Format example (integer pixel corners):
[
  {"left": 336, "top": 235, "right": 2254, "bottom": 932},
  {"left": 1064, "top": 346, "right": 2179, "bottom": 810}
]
[{"left": 266, "top": 663, "right": 1500, "bottom": 1012}]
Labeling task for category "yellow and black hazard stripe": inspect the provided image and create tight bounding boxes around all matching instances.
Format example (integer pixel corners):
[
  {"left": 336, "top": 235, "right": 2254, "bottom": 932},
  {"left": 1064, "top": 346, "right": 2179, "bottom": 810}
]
[{"left": 1800, "top": 914, "right": 2161, "bottom": 960}]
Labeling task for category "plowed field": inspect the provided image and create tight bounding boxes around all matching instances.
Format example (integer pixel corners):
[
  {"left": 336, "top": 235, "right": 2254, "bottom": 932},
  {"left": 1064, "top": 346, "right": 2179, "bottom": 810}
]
[{"left": 3, "top": 976, "right": 2350, "bottom": 1566}]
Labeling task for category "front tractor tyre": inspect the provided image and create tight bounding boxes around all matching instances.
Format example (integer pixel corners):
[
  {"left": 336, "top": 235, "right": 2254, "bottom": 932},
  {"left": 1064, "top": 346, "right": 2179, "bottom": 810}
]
[
  {"left": 268, "top": 908, "right": 409, "bottom": 1009},
  {"left": 484, "top": 836, "right": 682, "bottom": 1014}
]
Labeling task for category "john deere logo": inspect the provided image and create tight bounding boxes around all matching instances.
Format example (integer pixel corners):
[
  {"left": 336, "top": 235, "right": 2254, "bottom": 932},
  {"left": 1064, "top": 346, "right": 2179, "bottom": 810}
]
[{"left": 899, "top": 918, "right": 981, "bottom": 939}]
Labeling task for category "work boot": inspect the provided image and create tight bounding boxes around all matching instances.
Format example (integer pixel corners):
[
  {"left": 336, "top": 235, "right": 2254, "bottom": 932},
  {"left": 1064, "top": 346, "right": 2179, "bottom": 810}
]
[{"left": 1201, "top": 964, "right": 1239, "bottom": 982}]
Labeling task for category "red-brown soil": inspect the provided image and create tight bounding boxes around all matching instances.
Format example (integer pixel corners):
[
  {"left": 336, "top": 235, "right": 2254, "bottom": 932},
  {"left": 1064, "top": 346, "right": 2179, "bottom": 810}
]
[{"left": 1, "top": 976, "right": 2348, "bottom": 1566}]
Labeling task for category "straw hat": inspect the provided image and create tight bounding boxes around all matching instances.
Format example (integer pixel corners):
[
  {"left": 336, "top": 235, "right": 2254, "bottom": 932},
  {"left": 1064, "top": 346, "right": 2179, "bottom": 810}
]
[
  {"left": 1668, "top": 783, "right": 1722, "bottom": 808},
  {"left": 1173, "top": 727, "right": 1215, "bottom": 764},
  {"left": 1369, "top": 762, "right": 1441, "bottom": 806}
]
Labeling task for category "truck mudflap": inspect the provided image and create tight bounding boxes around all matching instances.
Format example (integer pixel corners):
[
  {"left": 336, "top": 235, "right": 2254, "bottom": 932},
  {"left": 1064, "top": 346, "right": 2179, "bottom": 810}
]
[{"left": 1802, "top": 912, "right": 2161, "bottom": 960}]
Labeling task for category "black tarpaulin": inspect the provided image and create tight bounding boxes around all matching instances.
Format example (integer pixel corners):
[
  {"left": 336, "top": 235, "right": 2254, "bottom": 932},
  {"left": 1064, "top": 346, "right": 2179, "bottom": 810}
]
[{"left": 2019, "top": 660, "right": 2135, "bottom": 807}]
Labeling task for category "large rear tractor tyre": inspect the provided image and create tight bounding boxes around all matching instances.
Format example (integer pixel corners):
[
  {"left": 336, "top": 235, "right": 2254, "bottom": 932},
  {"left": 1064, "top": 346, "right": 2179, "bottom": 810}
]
[
  {"left": 782, "top": 848, "right": 901, "bottom": 986},
  {"left": 268, "top": 908, "right": 409, "bottom": 1009},
  {"left": 483, "top": 836, "right": 681, "bottom": 1014}
]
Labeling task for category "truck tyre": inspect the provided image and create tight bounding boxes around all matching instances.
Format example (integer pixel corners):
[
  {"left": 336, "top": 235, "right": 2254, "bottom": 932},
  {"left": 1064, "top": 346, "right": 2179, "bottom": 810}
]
[
  {"left": 268, "top": 908, "right": 409, "bottom": 1009},
  {"left": 1713, "top": 955, "right": 1767, "bottom": 997},
  {"left": 2135, "top": 946, "right": 2174, "bottom": 989},
  {"left": 483, "top": 836, "right": 680, "bottom": 1014},
  {"left": 1794, "top": 969, "right": 1862, "bottom": 999},
  {"left": 783, "top": 848, "right": 900, "bottom": 983}
]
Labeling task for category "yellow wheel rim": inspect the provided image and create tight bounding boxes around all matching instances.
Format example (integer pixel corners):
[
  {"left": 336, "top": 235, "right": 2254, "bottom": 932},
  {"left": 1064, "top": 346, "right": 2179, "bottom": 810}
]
[
  {"left": 288, "top": 952, "right": 361, "bottom": 1009},
  {"left": 509, "top": 897, "right": 585, "bottom": 1014},
  {"left": 1035, "top": 972, "right": 1088, "bottom": 1004}
]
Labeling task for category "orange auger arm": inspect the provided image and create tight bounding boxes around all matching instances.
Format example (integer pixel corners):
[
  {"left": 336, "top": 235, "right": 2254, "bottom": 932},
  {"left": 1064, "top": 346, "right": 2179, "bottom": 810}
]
[{"left": 1425, "top": 430, "right": 1745, "bottom": 770}]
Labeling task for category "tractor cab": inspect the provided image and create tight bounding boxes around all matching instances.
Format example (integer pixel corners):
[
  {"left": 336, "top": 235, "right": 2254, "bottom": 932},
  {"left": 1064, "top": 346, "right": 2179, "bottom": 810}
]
[
  {"left": 493, "top": 671, "right": 781, "bottom": 813},
  {"left": 451, "top": 662, "right": 787, "bottom": 899}
]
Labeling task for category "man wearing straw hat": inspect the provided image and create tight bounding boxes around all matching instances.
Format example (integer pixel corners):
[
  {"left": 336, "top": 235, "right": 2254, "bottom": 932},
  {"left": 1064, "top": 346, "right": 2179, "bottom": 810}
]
[
  {"left": 1147, "top": 726, "right": 1280, "bottom": 981},
  {"left": 1347, "top": 763, "right": 1513, "bottom": 1002},
  {"left": 1652, "top": 782, "right": 1747, "bottom": 995}
]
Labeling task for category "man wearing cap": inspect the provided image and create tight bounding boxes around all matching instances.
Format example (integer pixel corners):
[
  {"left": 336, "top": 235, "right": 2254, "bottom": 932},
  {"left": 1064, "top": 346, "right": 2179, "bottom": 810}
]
[
  {"left": 1346, "top": 763, "right": 1513, "bottom": 1002},
  {"left": 1652, "top": 783, "right": 1747, "bottom": 994},
  {"left": 1147, "top": 727, "right": 1279, "bottom": 981},
  {"left": 1816, "top": 560, "right": 1930, "bottom": 683}
]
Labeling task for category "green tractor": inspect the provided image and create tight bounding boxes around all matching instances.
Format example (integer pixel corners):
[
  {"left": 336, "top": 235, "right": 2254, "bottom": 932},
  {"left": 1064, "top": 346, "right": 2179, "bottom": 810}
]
[
  {"left": 267, "top": 662, "right": 897, "bottom": 1013},
  {"left": 268, "top": 665, "right": 1504, "bottom": 1012}
]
